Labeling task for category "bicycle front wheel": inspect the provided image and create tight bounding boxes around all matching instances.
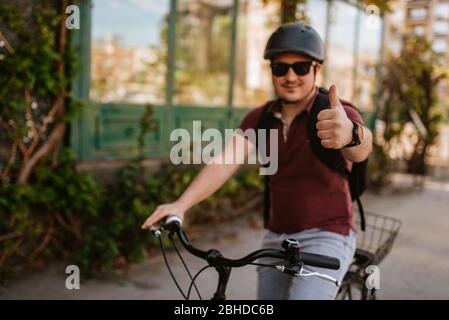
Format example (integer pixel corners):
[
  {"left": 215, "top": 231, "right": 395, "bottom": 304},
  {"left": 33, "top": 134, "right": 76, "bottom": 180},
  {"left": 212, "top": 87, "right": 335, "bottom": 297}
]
[{"left": 336, "top": 274, "right": 377, "bottom": 300}]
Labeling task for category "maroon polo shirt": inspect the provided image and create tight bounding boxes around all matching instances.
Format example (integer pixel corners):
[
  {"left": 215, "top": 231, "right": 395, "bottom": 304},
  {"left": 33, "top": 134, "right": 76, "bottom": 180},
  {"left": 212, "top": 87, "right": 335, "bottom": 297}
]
[{"left": 239, "top": 88, "right": 365, "bottom": 236}]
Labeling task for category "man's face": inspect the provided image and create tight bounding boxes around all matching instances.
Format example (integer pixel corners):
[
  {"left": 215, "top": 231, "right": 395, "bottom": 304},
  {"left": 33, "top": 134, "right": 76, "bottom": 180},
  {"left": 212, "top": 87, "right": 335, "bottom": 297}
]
[{"left": 271, "top": 53, "right": 318, "bottom": 104}]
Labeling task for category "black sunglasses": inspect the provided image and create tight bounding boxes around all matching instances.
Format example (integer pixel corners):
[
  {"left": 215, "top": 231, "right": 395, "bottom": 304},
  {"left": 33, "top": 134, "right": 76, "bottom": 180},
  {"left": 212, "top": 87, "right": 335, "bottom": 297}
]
[{"left": 270, "top": 61, "right": 316, "bottom": 77}]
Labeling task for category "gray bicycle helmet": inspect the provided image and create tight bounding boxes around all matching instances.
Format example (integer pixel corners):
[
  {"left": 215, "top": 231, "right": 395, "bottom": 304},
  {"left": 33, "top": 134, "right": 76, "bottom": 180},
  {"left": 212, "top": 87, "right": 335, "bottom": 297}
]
[{"left": 264, "top": 22, "right": 325, "bottom": 63}]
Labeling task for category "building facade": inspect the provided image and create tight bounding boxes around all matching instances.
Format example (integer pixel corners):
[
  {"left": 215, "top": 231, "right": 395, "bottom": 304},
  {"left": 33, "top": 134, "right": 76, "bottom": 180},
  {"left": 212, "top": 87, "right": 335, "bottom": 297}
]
[{"left": 70, "top": 0, "right": 384, "bottom": 163}]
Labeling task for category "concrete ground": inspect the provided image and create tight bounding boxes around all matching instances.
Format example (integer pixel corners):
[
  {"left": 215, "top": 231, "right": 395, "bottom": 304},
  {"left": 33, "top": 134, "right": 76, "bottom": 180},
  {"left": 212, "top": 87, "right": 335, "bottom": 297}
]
[{"left": 1, "top": 174, "right": 449, "bottom": 300}]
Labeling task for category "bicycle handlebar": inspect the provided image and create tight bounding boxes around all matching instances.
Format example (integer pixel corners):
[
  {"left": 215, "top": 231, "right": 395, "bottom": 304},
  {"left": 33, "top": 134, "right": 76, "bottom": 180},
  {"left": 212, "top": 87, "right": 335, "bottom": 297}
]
[{"left": 153, "top": 215, "right": 340, "bottom": 270}]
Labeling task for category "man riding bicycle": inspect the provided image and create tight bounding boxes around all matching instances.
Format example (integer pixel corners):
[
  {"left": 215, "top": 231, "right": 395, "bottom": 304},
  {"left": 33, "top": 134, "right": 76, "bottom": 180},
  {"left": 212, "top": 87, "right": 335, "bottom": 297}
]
[{"left": 142, "top": 22, "right": 373, "bottom": 300}]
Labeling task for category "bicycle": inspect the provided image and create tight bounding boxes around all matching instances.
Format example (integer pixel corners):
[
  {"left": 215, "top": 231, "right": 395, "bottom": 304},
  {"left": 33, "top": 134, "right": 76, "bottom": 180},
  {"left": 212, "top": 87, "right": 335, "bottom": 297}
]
[
  {"left": 336, "top": 211, "right": 402, "bottom": 300},
  {"left": 150, "top": 215, "right": 342, "bottom": 300}
]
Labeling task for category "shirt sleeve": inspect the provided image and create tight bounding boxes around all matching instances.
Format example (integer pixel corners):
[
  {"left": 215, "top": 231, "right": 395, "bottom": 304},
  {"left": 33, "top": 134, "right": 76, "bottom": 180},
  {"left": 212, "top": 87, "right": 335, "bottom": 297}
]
[
  {"left": 342, "top": 103, "right": 365, "bottom": 127},
  {"left": 238, "top": 106, "right": 264, "bottom": 132}
]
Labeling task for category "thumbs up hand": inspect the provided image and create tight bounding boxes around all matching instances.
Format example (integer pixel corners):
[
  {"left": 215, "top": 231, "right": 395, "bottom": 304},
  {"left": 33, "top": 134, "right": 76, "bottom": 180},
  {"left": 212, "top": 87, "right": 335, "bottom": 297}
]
[{"left": 316, "top": 85, "right": 354, "bottom": 149}]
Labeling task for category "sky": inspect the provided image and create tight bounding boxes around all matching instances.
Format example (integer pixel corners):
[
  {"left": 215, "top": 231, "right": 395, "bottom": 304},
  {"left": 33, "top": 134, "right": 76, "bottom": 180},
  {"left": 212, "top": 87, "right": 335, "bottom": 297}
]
[{"left": 92, "top": 0, "right": 170, "bottom": 48}]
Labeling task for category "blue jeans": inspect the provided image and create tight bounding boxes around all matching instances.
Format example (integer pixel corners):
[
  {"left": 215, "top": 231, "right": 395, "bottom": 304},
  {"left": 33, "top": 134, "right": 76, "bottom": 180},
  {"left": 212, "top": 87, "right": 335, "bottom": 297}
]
[{"left": 257, "top": 228, "right": 357, "bottom": 300}]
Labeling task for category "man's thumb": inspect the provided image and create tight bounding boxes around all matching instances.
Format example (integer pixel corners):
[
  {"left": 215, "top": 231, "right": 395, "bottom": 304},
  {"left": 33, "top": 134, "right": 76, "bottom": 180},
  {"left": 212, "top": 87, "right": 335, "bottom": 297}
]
[{"left": 328, "top": 84, "right": 340, "bottom": 109}]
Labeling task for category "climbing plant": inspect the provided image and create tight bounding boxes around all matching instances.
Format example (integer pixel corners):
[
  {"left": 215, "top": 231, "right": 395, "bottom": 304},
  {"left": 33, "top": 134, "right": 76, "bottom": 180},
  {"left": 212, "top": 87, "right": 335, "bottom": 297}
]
[{"left": 0, "top": 0, "right": 81, "bottom": 185}]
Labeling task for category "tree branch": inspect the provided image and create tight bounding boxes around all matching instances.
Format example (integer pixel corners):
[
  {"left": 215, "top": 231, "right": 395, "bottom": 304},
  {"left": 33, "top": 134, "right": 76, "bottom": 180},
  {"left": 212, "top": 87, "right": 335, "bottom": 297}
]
[
  {"left": 17, "top": 122, "right": 66, "bottom": 184},
  {"left": 16, "top": 0, "right": 68, "bottom": 184}
]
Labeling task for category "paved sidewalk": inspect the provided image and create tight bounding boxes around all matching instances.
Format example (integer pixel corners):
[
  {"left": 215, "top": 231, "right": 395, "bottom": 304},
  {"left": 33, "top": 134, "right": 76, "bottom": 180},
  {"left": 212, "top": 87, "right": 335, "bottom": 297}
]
[{"left": 1, "top": 175, "right": 449, "bottom": 299}]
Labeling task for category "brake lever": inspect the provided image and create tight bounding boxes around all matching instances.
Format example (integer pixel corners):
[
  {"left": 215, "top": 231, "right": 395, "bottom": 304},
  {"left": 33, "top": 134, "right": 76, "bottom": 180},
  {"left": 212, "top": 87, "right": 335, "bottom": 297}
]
[
  {"left": 149, "top": 215, "right": 182, "bottom": 238},
  {"left": 149, "top": 226, "right": 162, "bottom": 237},
  {"left": 276, "top": 264, "right": 341, "bottom": 287},
  {"left": 298, "top": 267, "right": 341, "bottom": 287}
]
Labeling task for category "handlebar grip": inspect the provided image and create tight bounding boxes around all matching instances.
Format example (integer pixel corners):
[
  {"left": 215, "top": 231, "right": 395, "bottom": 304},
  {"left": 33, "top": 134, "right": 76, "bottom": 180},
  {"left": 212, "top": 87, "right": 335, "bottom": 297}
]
[
  {"left": 163, "top": 215, "right": 183, "bottom": 232},
  {"left": 299, "top": 252, "right": 340, "bottom": 270},
  {"left": 166, "top": 215, "right": 183, "bottom": 226}
]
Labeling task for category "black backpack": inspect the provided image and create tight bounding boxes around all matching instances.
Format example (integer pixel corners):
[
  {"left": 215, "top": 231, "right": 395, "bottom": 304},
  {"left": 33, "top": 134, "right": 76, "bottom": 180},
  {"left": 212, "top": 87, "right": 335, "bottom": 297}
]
[{"left": 255, "top": 87, "right": 368, "bottom": 231}]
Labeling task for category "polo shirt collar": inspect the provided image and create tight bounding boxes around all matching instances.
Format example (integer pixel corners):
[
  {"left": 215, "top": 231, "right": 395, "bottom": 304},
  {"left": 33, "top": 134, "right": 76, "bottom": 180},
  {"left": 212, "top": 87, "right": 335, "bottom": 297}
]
[{"left": 270, "top": 86, "right": 319, "bottom": 118}]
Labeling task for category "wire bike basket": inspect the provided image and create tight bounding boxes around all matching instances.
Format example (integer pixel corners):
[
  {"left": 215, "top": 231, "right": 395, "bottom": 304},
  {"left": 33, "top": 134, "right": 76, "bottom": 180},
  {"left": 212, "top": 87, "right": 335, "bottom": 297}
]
[
  {"left": 336, "top": 211, "right": 402, "bottom": 300},
  {"left": 354, "top": 210, "right": 402, "bottom": 266}
]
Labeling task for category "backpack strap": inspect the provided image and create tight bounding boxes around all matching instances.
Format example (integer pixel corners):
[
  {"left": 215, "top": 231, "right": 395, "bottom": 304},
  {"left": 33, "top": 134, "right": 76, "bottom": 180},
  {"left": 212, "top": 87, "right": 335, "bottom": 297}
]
[
  {"left": 307, "top": 88, "right": 351, "bottom": 178},
  {"left": 255, "top": 100, "right": 279, "bottom": 228},
  {"left": 307, "top": 87, "right": 366, "bottom": 231},
  {"left": 349, "top": 160, "right": 368, "bottom": 231}
]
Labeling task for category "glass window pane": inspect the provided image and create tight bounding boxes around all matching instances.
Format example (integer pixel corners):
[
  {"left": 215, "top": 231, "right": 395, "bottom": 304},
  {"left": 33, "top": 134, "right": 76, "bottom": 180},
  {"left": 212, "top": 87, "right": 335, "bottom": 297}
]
[
  {"left": 305, "top": 0, "right": 327, "bottom": 41},
  {"left": 90, "top": 0, "right": 170, "bottom": 104},
  {"left": 233, "top": 0, "right": 280, "bottom": 108},
  {"left": 413, "top": 25, "right": 426, "bottom": 36},
  {"left": 433, "top": 38, "right": 447, "bottom": 53},
  {"left": 433, "top": 21, "right": 449, "bottom": 36},
  {"left": 436, "top": 3, "right": 449, "bottom": 19},
  {"left": 408, "top": 7, "right": 428, "bottom": 20},
  {"left": 305, "top": 0, "right": 327, "bottom": 87},
  {"left": 173, "top": 0, "right": 234, "bottom": 106},
  {"left": 355, "top": 11, "right": 383, "bottom": 112},
  {"left": 325, "top": 1, "right": 357, "bottom": 102}
]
